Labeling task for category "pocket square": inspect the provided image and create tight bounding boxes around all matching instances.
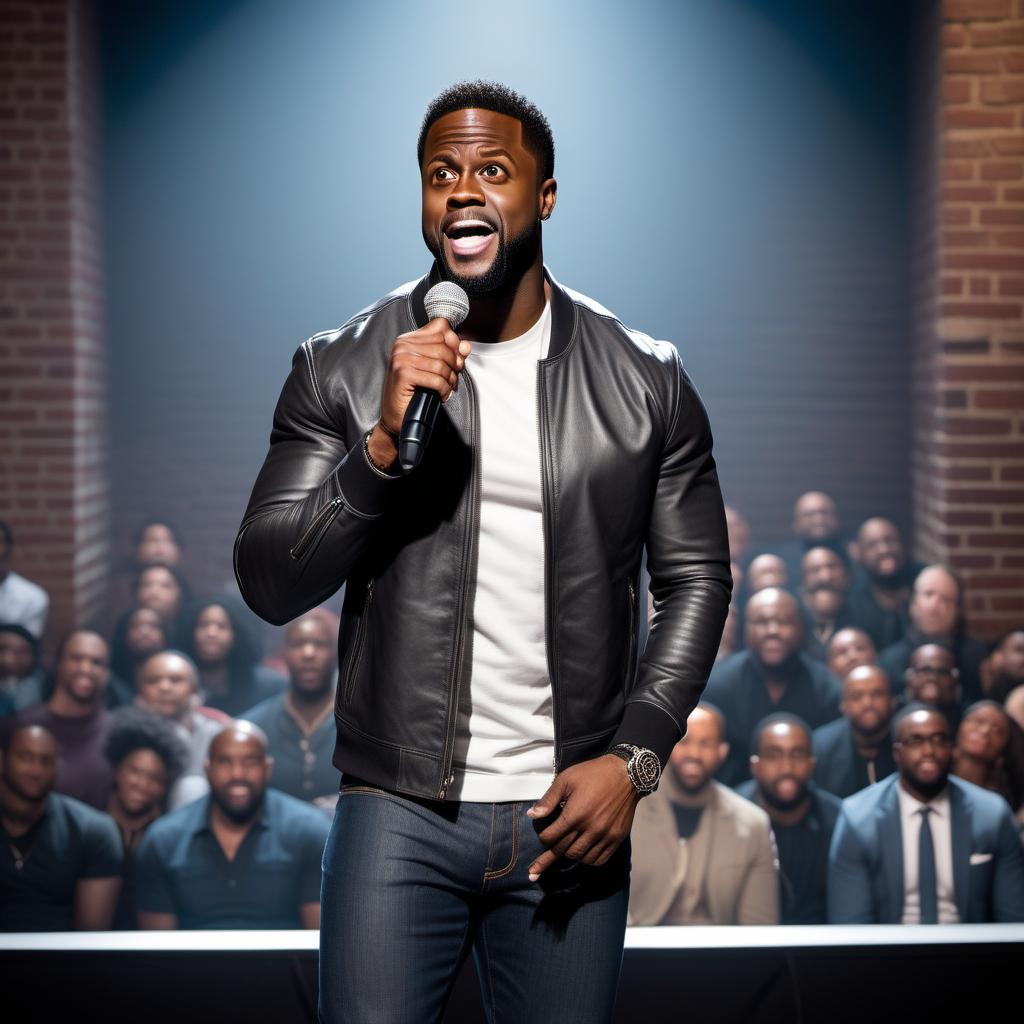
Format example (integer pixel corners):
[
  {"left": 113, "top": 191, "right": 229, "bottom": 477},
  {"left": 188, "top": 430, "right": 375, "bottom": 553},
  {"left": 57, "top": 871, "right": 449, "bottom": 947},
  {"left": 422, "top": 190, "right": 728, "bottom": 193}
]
[{"left": 969, "top": 852, "right": 993, "bottom": 865}]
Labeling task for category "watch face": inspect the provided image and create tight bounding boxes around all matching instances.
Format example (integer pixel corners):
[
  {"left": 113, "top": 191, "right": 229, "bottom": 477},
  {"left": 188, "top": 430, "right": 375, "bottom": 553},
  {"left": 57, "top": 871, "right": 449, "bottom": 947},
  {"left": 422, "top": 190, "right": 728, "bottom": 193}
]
[{"left": 632, "top": 749, "right": 661, "bottom": 791}]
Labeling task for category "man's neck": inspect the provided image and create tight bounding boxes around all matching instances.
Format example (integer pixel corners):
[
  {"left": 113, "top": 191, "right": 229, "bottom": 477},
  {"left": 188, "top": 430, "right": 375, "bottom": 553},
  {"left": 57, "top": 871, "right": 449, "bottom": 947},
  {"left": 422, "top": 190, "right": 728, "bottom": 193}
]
[
  {"left": 898, "top": 776, "right": 948, "bottom": 805},
  {"left": 107, "top": 793, "right": 161, "bottom": 836},
  {"left": 852, "top": 721, "right": 891, "bottom": 754},
  {"left": 209, "top": 800, "right": 260, "bottom": 856},
  {"left": 285, "top": 687, "right": 334, "bottom": 730},
  {"left": 758, "top": 790, "right": 812, "bottom": 828},
  {"left": 457, "top": 253, "right": 548, "bottom": 344},
  {"left": 952, "top": 750, "right": 990, "bottom": 788},
  {"left": 0, "top": 783, "right": 47, "bottom": 837},
  {"left": 48, "top": 689, "right": 98, "bottom": 719}
]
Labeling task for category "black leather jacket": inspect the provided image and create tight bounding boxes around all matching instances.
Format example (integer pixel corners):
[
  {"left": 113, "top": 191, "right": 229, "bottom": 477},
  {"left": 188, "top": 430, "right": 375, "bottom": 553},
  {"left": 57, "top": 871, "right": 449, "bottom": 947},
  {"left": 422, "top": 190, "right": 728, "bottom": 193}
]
[{"left": 234, "top": 265, "right": 732, "bottom": 800}]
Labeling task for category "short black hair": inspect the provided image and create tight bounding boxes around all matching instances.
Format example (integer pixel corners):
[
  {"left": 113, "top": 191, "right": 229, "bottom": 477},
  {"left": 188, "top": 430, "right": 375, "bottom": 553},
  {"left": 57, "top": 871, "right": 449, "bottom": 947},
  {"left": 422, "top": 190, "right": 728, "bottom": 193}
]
[
  {"left": 133, "top": 518, "right": 183, "bottom": 549},
  {"left": 750, "top": 712, "right": 812, "bottom": 755},
  {"left": 104, "top": 705, "right": 189, "bottom": 784},
  {"left": 991, "top": 626, "right": 1024, "bottom": 654},
  {"left": 892, "top": 701, "right": 950, "bottom": 741},
  {"left": 417, "top": 80, "right": 555, "bottom": 182},
  {"left": 0, "top": 520, "right": 11, "bottom": 550}
]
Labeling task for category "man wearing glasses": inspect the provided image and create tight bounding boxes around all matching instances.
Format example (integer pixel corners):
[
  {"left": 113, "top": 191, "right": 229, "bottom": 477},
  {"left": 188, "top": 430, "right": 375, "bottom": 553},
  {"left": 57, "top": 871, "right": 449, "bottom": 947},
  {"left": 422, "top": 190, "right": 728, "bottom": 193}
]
[{"left": 827, "top": 703, "right": 1024, "bottom": 923}]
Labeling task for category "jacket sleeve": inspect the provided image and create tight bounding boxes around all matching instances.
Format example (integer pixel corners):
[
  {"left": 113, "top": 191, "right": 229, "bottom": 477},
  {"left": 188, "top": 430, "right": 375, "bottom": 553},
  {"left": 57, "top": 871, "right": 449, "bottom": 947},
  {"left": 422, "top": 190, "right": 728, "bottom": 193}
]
[
  {"left": 738, "top": 821, "right": 781, "bottom": 925},
  {"left": 233, "top": 339, "right": 403, "bottom": 626},
  {"left": 992, "top": 803, "right": 1024, "bottom": 922},
  {"left": 610, "top": 349, "right": 733, "bottom": 767},
  {"left": 827, "top": 807, "right": 876, "bottom": 923}
]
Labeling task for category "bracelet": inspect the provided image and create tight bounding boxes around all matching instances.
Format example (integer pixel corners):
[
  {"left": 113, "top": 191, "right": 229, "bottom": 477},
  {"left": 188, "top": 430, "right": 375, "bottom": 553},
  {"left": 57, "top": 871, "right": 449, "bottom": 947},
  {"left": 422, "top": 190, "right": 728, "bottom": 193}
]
[
  {"left": 363, "top": 428, "right": 395, "bottom": 476},
  {"left": 376, "top": 418, "right": 399, "bottom": 442}
]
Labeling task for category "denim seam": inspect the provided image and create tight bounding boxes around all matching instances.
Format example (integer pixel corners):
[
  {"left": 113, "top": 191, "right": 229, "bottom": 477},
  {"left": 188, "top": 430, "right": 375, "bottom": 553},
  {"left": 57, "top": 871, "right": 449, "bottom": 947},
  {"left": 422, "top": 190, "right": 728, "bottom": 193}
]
[
  {"left": 482, "top": 803, "right": 519, "bottom": 882},
  {"left": 477, "top": 915, "right": 498, "bottom": 1024}
]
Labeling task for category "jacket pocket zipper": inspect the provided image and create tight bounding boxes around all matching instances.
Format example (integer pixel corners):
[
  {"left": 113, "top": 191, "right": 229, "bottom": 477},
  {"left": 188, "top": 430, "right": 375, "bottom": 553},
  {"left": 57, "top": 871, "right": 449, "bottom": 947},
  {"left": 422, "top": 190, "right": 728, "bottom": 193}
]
[
  {"left": 289, "top": 496, "right": 344, "bottom": 561},
  {"left": 343, "top": 579, "right": 374, "bottom": 705},
  {"left": 624, "top": 579, "right": 637, "bottom": 696}
]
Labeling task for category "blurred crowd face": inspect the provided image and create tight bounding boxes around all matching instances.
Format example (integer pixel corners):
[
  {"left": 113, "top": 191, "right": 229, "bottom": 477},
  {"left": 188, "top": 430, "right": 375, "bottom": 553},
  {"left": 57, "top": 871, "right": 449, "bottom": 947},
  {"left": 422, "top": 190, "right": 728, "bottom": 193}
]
[
  {"left": 725, "top": 506, "right": 751, "bottom": 563},
  {"left": 750, "top": 721, "right": 814, "bottom": 811},
  {"left": 841, "top": 665, "right": 893, "bottom": 736},
  {"left": 792, "top": 492, "right": 839, "bottom": 544},
  {"left": 910, "top": 567, "right": 959, "bottom": 638},
  {"left": 136, "top": 652, "right": 197, "bottom": 722},
  {"left": 1, "top": 726, "right": 58, "bottom": 804},
  {"left": 669, "top": 707, "right": 727, "bottom": 796},
  {"left": 827, "top": 628, "right": 877, "bottom": 680},
  {"left": 136, "top": 566, "right": 183, "bottom": 623},
  {"left": 114, "top": 748, "right": 169, "bottom": 817},
  {"left": 206, "top": 727, "right": 271, "bottom": 824},
  {"left": 1005, "top": 686, "right": 1024, "bottom": 733},
  {"left": 894, "top": 708, "right": 952, "bottom": 799},
  {"left": 856, "top": 518, "right": 906, "bottom": 584},
  {"left": 801, "top": 547, "right": 849, "bottom": 618},
  {"left": 193, "top": 604, "right": 235, "bottom": 666},
  {"left": 0, "top": 630, "right": 36, "bottom": 683},
  {"left": 55, "top": 631, "right": 110, "bottom": 707},
  {"left": 745, "top": 589, "right": 803, "bottom": 669},
  {"left": 957, "top": 704, "right": 1011, "bottom": 766},
  {"left": 284, "top": 615, "right": 337, "bottom": 697},
  {"left": 905, "top": 644, "right": 959, "bottom": 708},
  {"left": 993, "top": 630, "right": 1024, "bottom": 689},
  {"left": 746, "top": 554, "right": 788, "bottom": 595},
  {"left": 125, "top": 607, "right": 167, "bottom": 664},
  {"left": 136, "top": 523, "right": 181, "bottom": 568}
]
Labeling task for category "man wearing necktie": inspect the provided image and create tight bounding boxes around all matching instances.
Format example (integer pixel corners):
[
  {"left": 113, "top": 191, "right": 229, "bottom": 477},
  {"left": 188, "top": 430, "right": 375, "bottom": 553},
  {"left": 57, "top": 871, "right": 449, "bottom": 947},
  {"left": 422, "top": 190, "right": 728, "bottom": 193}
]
[{"left": 827, "top": 702, "right": 1024, "bottom": 924}]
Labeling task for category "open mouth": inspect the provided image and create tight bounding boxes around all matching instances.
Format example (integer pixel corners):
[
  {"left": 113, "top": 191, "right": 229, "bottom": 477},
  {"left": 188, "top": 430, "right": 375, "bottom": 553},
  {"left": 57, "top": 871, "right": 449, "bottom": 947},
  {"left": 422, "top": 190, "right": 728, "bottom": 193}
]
[{"left": 444, "top": 220, "right": 496, "bottom": 258}]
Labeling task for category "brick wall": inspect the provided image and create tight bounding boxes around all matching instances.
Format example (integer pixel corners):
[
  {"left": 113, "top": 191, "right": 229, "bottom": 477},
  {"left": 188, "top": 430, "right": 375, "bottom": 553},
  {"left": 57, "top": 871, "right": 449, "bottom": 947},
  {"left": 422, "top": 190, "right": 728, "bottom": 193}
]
[
  {"left": 0, "top": 0, "right": 108, "bottom": 656},
  {"left": 916, "top": 0, "right": 1024, "bottom": 638}
]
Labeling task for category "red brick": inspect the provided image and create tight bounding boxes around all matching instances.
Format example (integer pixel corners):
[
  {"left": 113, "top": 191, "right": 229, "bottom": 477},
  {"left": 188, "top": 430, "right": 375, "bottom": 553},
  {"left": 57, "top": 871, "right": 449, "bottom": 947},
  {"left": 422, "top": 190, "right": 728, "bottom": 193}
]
[
  {"left": 999, "top": 276, "right": 1024, "bottom": 294},
  {"left": 981, "top": 160, "right": 1024, "bottom": 180},
  {"left": 974, "top": 387, "right": 1024, "bottom": 407},
  {"left": 1005, "top": 53, "right": 1024, "bottom": 72},
  {"left": 1001, "top": 187, "right": 1024, "bottom": 200},
  {"left": 1002, "top": 465, "right": 1024, "bottom": 479},
  {"left": 944, "top": 229, "right": 989, "bottom": 246},
  {"left": 950, "top": 553, "right": 997, "bottom": 569},
  {"left": 1003, "top": 513, "right": 1024, "bottom": 525},
  {"left": 946, "top": 0, "right": 1014, "bottom": 17},
  {"left": 991, "top": 134, "right": 1024, "bottom": 155},
  {"left": 941, "top": 440, "right": 1024, "bottom": 457},
  {"left": 992, "top": 595, "right": 1024, "bottom": 610},
  {"left": 944, "top": 25, "right": 969, "bottom": 46},
  {"left": 948, "top": 486, "right": 1024, "bottom": 502},
  {"left": 1004, "top": 555, "right": 1024, "bottom": 567},
  {"left": 980, "top": 79, "right": 1024, "bottom": 104},
  {"left": 970, "top": 277, "right": 994, "bottom": 295},
  {"left": 944, "top": 78, "right": 974, "bottom": 104},
  {"left": 946, "top": 53, "right": 1003, "bottom": 74},
  {"left": 947, "top": 511, "right": 996, "bottom": 527},
  {"left": 971, "top": 25, "right": 1024, "bottom": 46},
  {"left": 942, "top": 275, "right": 965, "bottom": 295},
  {"left": 943, "top": 251, "right": 1024, "bottom": 270},
  {"left": 941, "top": 300, "right": 1022, "bottom": 317},
  {"left": 944, "top": 160, "right": 977, "bottom": 182},
  {"left": 943, "top": 464, "right": 994, "bottom": 480},
  {"left": 966, "top": 532, "right": 1024, "bottom": 548},
  {"left": 946, "top": 138, "right": 993, "bottom": 158},
  {"left": 944, "top": 416, "right": 1016, "bottom": 436},
  {"left": 945, "top": 108, "right": 1016, "bottom": 129},
  {"left": 980, "top": 206, "right": 1024, "bottom": 224}
]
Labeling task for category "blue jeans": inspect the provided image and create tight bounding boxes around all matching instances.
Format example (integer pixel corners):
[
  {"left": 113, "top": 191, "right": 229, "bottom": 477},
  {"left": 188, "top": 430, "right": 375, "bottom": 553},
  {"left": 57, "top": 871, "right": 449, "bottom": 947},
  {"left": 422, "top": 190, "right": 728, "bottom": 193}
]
[{"left": 319, "top": 777, "right": 631, "bottom": 1024}]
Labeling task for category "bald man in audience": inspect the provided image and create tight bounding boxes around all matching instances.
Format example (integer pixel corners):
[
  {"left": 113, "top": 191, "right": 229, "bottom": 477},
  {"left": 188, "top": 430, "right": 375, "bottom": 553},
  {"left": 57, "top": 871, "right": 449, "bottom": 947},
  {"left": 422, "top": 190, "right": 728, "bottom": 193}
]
[
  {"left": 705, "top": 588, "right": 841, "bottom": 786},
  {"left": 799, "top": 546, "right": 857, "bottom": 662},
  {"left": 629, "top": 705, "right": 778, "bottom": 926},
  {"left": 772, "top": 491, "right": 847, "bottom": 584},
  {"left": 745, "top": 554, "right": 789, "bottom": 596},
  {"left": 826, "top": 628, "right": 877, "bottom": 683},
  {"left": 813, "top": 665, "right": 896, "bottom": 798},
  {"left": 1, "top": 724, "right": 122, "bottom": 930},
  {"left": 135, "top": 722, "right": 329, "bottom": 929}
]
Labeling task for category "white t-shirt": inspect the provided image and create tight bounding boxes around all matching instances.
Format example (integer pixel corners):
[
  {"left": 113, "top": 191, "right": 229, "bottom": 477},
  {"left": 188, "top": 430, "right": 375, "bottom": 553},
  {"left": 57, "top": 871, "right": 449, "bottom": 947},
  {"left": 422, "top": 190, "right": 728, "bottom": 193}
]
[{"left": 447, "top": 302, "right": 554, "bottom": 801}]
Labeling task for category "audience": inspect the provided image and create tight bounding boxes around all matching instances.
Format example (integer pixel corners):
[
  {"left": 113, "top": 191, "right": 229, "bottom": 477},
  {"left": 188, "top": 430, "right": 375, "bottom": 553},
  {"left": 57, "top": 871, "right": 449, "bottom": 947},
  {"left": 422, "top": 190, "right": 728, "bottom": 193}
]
[
  {"left": 1007, "top": 685, "right": 1024, "bottom": 735},
  {"left": 0, "top": 623, "right": 46, "bottom": 713},
  {"left": 243, "top": 610, "right": 340, "bottom": 803},
  {"left": 847, "top": 518, "right": 923, "bottom": 651},
  {"left": 103, "top": 707, "right": 190, "bottom": 929},
  {"left": 133, "top": 564, "right": 191, "bottom": 648},
  {"left": 738, "top": 714, "right": 841, "bottom": 924},
  {"left": 813, "top": 665, "right": 896, "bottom": 799},
  {"left": 0, "top": 724, "right": 122, "bottom": 931},
  {"left": 134, "top": 722, "right": 329, "bottom": 929},
  {"left": 798, "top": 546, "right": 856, "bottom": 661},
  {"left": 771, "top": 491, "right": 846, "bottom": 583},
  {"left": 900, "top": 643, "right": 963, "bottom": 733},
  {"left": 825, "top": 627, "right": 877, "bottom": 682},
  {"left": 953, "top": 701, "right": 1024, "bottom": 825},
  {"left": 725, "top": 506, "right": 752, "bottom": 565},
  {"left": 706, "top": 588, "right": 840, "bottom": 786},
  {"left": 745, "top": 554, "right": 789, "bottom": 596},
  {"left": 828, "top": 703, "right": 1024, "bottom": 924},
  {"left": 982, "top": 628, "right": 1024, "bottom": 704},
  {"left": 17, "top": 630, "right": 115, "bottom": 810},
  {"left": 183, "top": 598, "right": 286, "bottom": 717},
  {"left": 110, "top": 606, "right": 171, "bottom": 696},
  {"left": 629, "top": 704, "right": 779, "bottom": 926},
  {"left": 0, "top": 521, "right": 50, "bottom": 640},
  {"left": 134, "top": 520, "right": 183, "bottom": 570}
]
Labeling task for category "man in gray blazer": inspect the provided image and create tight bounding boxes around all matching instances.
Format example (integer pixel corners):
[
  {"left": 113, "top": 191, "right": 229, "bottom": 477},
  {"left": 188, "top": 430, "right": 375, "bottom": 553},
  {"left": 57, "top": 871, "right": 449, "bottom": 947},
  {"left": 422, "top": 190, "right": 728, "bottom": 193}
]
[
  {"left": 828, "top": 702, "right": 1024, "bottom": 923},
  {"left": 629, "top": 704, "right": 779, "bottom": 926}
]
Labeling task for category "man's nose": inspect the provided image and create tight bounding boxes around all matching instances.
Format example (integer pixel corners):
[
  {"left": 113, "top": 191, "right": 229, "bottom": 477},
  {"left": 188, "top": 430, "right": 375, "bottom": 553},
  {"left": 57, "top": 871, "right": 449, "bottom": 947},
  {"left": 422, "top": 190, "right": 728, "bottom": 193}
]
[{"left": 447, "top": 185, "right": 485, "bottom": 208}]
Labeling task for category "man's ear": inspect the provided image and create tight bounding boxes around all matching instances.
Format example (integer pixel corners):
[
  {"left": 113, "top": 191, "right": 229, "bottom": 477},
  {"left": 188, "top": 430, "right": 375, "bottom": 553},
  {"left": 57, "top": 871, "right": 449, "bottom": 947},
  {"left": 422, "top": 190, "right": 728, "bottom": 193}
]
[{"left": 539, "top": 177, "right": 557, "bottom": 221}]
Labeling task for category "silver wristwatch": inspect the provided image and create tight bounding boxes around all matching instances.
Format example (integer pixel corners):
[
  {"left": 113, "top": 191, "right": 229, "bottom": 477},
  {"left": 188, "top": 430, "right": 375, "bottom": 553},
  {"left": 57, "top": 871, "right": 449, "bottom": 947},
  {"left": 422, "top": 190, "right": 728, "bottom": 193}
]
[{"left": 607, "top": 743, "right": 662, "bottom": 795}]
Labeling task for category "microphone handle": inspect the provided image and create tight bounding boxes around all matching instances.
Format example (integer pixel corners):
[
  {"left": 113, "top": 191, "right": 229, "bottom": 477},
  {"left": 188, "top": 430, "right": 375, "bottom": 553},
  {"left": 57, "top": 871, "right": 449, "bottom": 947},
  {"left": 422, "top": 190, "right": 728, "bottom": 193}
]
[{"left": 398, "top": 387, "right": 441, "bottom": 475}]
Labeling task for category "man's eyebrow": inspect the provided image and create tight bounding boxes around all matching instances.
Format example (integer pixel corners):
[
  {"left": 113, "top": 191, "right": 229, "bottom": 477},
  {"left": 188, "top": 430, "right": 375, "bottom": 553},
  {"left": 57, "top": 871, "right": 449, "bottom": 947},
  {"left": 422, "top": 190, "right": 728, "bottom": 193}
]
[{"left": 478, "top": 147, "right": 518, "bottom": 165}]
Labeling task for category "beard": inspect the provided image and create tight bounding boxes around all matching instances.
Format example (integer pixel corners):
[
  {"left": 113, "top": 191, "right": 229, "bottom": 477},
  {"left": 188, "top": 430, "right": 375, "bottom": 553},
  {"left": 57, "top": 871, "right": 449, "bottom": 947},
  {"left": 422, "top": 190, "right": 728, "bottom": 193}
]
[
  {"left": 210, "top": 784, "right": 264, "bottom": 825},
  {"left": 427, "top": 217, "right": 541, "bottom": 297},
  {"left": 759, "top": 781, "right": 808, "bottom": 813},
  {"left": 867, "top": 563, "right": 910, "bottom": 591},
  {"left": 905, "top": 772, "right": 948, "bottom": 802}
]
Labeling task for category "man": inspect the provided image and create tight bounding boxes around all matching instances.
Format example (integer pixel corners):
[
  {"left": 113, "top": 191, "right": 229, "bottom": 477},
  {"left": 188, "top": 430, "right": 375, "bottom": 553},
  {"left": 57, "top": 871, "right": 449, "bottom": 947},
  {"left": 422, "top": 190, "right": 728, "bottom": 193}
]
[
  {"left": 0, "top": 521, "right": 49, "bottom": 640},
  {"left": 798, "top": 546, "right": 856, "bottom": 661},
  {"left": 243, "top": 609, "right": 340, "bottom": 802},
  {"left": 629, "top": 705, "right": 778, "bottom": 926},
  {"left": 813, "top": 664, "right": 896, "bottom": 798},
  {"left": 0, "top": 623, "right": 46, "bottom": 713},
  {"left": 901, "top": 643, "right": 963, "bottom": 733},
  {"left": 134, "top": 722, "right": 329, "bottom": 929},
  {"left": 847, "top": 518, "right": 924, "bottom": 651},
  {"left": 738, "top": 714, "right": 841, "bottom": 924},
  {"left": 878, "top": 565, "right": 986, "bottom": 703},
  {"left": 825, "top": 627, "right": 877, "bottom": 683},
  {"left": 234, "top": 81, "right": 731, "bottom": 1022},
  {"left": 0, "top": 724, "right": 122, "bottom": 931},
  {"left": 828, "top": 703, "right": 1024, "bottom": 923},
  {"left": 771, "top": 491, "right": 846, "bottom": 584},
  {"left": 745, "top": 553, "right": 788, "bottom": 596},
  {"left": 982, "top": 627, "right": 1024, "bottom": 704},
  {"left": 17, "top": 630, "right": 114, "bottom": 809},
  {"left": 706, "top": 588, "right": 841, "bottom": 786}
]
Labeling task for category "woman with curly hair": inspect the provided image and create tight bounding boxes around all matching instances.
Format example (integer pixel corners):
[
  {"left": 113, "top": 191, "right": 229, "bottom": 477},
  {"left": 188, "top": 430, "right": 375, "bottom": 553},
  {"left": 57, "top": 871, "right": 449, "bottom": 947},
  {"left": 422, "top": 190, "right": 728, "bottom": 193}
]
[
  {"left": 954, "top": 700, "right": 1024, "bottom": 826},
  {"left": 183, "top": 596, "right": 286, "bottom": 716},
  {"left": 103, "top": 706, "right": 190, "bottom": 929}
]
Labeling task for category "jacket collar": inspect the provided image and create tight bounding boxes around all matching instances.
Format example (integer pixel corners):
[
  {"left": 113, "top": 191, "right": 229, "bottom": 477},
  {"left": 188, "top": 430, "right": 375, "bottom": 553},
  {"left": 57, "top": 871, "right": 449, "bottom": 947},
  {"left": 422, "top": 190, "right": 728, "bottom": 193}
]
[{"left": 409, "top": 263, "right": 577, "bottom": 359}]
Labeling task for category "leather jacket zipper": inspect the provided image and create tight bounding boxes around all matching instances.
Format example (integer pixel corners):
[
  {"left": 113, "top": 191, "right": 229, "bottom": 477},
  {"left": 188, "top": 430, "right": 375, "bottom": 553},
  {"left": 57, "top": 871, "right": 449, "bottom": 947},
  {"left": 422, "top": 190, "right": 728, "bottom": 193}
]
[
  {"left": 342, "top": 578, "right": 374, "bottom": 705},
  {"left": 289, "top": 496, "right": 344, "bottom": 561},
  {"left": 625, "top": 579, "right": 637, "bottom": 695},
  {"left": 437, "top": 374, "right": 480, "bottom": 800}
]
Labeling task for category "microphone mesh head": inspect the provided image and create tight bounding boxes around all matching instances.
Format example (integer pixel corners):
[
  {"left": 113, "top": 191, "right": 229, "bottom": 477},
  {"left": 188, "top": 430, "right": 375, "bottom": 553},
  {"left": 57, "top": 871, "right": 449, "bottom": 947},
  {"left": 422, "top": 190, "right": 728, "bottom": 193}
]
[{"left": 424, "top": 281, "right": 470, "bottom": 330}]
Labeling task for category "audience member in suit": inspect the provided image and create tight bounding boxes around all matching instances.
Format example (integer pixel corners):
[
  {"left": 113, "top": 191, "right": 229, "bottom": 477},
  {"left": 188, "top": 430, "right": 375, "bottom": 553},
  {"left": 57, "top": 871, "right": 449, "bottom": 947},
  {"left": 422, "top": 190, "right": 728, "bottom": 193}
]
[
  {"left": 798, "top": 546, "right": 857, "bottom": 662},
  {"left": 738, "top": 713, "right": 841, "bottom": 924},
  {"left": 878, "top": 565, "right": 987, "bottom": 704},
  {"left": 825, "top": 627, "right": 877, "bottom": 684},
  {"left": 17, "top": 630, "right": 115, "bottom": 810},
  {"left": 828, "top": 703, "right": 1024, "bottom": 924},
  {"left": 900, "top": 643, "right": 964, "bottom": 734},
  {"left": 813, "top": 664, "right": 896, "bottom": 798},
  {"left": 771, "top": 491, "right": 849, "bottom": 585},
  {"left": 0, "top": 623, "right": 46, "bottom": 713},
  {"left": 629, "top": 704, "right": 779, "bottom": 926},
  {"left": 847, "top": 518, "right": 925, "bottom": 652},
  {"left": 705, "top": 588, "right": 841, "bottom": 786},
  {"left": 954, "top": 701, "right": 1024, "bottom": 824},
  {"left": 982, "top": 628, "right": 1024, "bottom": 704},
  {"left": 0, "top": 724, "right": 122, "bottom": 931}
]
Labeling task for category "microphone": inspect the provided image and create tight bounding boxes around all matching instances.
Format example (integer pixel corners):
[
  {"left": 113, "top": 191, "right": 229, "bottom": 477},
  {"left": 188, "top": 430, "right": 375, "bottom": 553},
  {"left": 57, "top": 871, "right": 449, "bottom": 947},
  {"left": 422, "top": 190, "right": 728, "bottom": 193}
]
[{"left": 399, "top": 281, "right": 470, "bottom": 474}]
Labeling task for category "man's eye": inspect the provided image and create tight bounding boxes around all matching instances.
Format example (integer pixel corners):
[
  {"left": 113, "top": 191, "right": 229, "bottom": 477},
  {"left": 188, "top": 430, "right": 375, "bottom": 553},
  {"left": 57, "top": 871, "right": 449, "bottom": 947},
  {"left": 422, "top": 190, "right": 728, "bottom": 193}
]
[
  {"left": 434, "top": 168, "right": 455, "bottom": 182},
  {"left": 482, "top": 165, "right": 503, "bottom": 177}
]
